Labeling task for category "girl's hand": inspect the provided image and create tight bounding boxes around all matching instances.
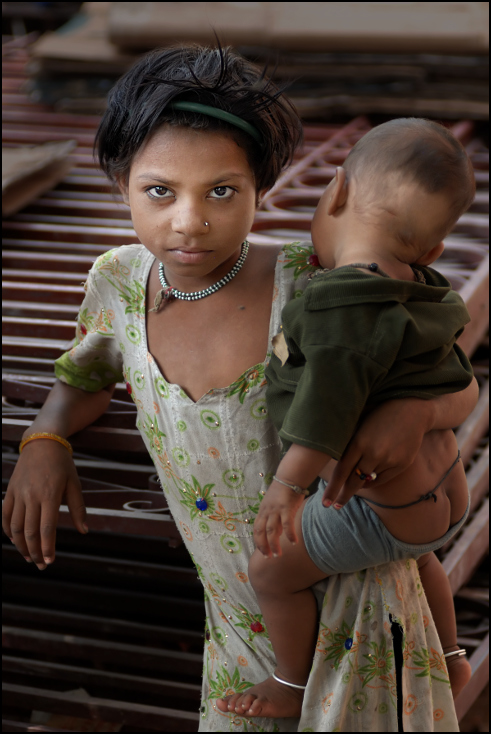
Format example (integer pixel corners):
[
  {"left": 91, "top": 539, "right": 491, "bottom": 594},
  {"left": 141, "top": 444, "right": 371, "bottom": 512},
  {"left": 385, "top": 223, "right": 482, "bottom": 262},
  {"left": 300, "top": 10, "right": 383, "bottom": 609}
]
[
  {"left": 253, "top": 481, "right": 304, "bottom": 557},
  {"left": 2, "top": 440, "right": 87, "bottom": 570},
  {"left": 323, "top": 398, "right": 432, "bottom": 509}
]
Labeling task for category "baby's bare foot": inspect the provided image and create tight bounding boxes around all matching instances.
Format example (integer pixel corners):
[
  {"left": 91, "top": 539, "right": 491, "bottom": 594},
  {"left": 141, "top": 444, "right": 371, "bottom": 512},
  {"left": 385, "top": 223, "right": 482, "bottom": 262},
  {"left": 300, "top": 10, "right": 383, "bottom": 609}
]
[
  {"left": 446, "top": 654, "right": 472, "bottom": 699},
  {"left": 217, "top": 675, "right": 305, "bottom": 718}
]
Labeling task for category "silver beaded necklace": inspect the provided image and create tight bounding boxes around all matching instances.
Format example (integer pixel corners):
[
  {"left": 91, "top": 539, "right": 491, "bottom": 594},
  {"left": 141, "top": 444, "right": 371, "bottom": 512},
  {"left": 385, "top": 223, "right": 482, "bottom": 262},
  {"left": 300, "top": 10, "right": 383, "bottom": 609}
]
[{"left": 150, "top": 241, "right": 250, "bottom": 312}]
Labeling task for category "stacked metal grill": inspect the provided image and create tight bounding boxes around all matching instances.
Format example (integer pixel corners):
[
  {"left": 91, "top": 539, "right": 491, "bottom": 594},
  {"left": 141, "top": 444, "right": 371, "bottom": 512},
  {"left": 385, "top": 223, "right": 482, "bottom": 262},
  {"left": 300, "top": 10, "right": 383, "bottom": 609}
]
[{"left": 2, "top": 35, "right": 489, "bottom": 732}]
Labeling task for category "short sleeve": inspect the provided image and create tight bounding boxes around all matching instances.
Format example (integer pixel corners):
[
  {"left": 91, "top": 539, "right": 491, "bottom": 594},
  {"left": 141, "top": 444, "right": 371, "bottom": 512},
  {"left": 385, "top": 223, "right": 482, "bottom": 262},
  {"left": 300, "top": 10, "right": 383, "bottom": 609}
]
[
  {"left": 275, "top": 345, "right": 386, "bottom": 460},
  {"left": 54, "top": 264, "right": 124, "bottom": 392}
]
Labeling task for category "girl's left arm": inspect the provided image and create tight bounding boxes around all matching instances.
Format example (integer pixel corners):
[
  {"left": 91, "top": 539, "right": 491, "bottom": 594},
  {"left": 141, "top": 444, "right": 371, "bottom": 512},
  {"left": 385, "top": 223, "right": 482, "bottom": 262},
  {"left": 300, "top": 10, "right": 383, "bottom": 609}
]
[{"left": 324, "top": 376, "right": 479, "bottom": 506}]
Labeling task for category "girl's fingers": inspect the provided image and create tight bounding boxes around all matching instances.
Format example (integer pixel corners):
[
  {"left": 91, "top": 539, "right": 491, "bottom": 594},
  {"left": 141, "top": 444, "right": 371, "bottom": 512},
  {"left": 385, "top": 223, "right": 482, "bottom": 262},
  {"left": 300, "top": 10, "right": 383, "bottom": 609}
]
[
  {"left": 2, "top": 489, "right": 14, "bottom": 540},
  {"left": 40, "top": 498, "right": 60, "bottom": 565},
  {"left": 323, "top": 447, "right": 362, "bottom": 504},
  {"left": 330, "top": 470, "right": 379, "bottom": 509},
  {"left": 23, "top": 502, "right": 46, "bottom": 569},
  {"left": 65, "top": 477, "right": 88, "bottom": 537},
  {"left": 9, "top": 499, "right": 31, "bottom": 559}
]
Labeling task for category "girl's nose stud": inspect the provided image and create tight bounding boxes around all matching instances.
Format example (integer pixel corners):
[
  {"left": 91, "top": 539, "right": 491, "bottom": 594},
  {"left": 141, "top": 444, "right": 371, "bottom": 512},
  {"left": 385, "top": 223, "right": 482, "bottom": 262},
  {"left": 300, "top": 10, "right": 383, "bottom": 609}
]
[{"left": 204, "top": 221, "right": 209, "bottom": 226}]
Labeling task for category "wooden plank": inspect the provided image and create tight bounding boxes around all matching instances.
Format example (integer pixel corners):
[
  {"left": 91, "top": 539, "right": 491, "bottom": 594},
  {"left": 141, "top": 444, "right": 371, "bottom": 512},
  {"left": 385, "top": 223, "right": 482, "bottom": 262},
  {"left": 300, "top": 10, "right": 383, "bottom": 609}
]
[
  {"left": 2, "top": 627, "right": 203, "bottom": 678},
  {"left": 2, "top": 316, "right": 78, "bottom": 340},
  {"left": 456, "top": 379, "right": 489, "bottom": 467},
  {"left": 2, "top": 269, "right": 90, "bottom": 284},
  {"left": 443, "top": 499, "right": 489, "bottom": 596},
  {"left": 2, "top": 336, "right": 70, "bottom": 360},
  {"left": 2, "top": 300, "right": 81, "bottom": 319},
  {"left": 2, "top": 418, "right": 148, "bottom": 453},
  {"left": 1, "top": 721, "right": 68, "bottom": 733},
  {"left": 466, "top": 446, "right": 490, "bottom": 516},
  {"left": 3, "top": 546, "right": 199, "bottom": 589},
  {"left": 457, "top": 255, "right": 490, "bottom": 357},
  {"left": 2, "top": 250, "right": 99, "bottom": 271},
  {"left": 455, "top": 633, "right": 490, "bottom": 721},
  {"left": 2, "top": 656, "right": 202, "bottom": 707},
  {"left": 2, "top": 603, "right": 204, "bottom": 650},
  {"left": 3, "top": 576, "right": 202, "bottom": 627},
  {"left": 2, "top": 683, "right": 200, "bottom": 732},
  {"left": 2, "top": 281, "right": 85, "bottom": 304}
]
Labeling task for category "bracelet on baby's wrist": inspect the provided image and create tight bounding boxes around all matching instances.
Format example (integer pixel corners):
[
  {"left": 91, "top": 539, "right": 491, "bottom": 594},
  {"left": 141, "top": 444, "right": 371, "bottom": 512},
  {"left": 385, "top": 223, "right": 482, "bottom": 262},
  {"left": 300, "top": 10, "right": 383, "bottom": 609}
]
[{"left": 272, "top": 475, "right": 309, "bottom": 496}]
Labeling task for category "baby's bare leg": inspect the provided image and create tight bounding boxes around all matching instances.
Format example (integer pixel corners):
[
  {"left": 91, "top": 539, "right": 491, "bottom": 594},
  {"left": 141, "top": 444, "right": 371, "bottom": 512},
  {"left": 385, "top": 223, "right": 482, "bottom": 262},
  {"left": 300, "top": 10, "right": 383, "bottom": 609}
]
[
  {"left": 417, "top": 552, "right": 471, "bottom": 698},
  {"left": 216, "top": 502, "right": 327, "bottom": 718}
]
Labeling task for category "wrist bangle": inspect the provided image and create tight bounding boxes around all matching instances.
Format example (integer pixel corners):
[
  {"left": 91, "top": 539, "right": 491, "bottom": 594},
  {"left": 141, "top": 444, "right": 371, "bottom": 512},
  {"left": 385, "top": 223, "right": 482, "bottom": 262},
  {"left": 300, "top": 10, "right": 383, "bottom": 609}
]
[
  {"left": 19, "top": 432, "right": 73, "bottom": 456},
  {"left": 273, "top": 476, "right": 309, "bottom": 496}
]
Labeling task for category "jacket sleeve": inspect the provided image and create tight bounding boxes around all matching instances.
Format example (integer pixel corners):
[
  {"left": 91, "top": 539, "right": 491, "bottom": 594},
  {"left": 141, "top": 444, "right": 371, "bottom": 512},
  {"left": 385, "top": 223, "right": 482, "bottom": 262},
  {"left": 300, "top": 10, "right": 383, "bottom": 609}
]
[{"left": 275, "top": 344, "right": 387, "bottom": 460}]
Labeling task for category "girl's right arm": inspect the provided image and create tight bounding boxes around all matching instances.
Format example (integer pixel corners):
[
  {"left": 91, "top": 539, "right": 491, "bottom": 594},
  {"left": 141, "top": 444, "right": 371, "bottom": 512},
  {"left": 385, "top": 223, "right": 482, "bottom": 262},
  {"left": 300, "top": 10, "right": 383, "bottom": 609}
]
[{"left": 2, "top": 380, "right": 114, "bottom": 570}]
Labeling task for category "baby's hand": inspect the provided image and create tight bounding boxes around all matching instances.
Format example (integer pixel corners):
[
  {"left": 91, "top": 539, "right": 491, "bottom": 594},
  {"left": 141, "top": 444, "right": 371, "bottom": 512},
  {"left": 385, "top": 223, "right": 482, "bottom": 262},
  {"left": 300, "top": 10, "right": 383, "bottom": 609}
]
[{"left": 253, "top": 481, "right": 304, "bottom": 558}]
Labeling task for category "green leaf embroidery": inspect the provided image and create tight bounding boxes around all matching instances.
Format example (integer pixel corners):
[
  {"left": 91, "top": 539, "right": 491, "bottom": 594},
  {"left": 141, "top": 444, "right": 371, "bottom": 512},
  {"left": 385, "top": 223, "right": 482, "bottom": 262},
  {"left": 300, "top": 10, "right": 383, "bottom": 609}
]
[
  {"left": 226, "top": 364, "right": 266, "bottom": 404},
  {"left": 207, "top": 665, "right": 254, "bottom": 700},
  {"left": 179, "top": 476, "right": 217, "bottom": 521},
  {"left": 279, "top": 243, "right": 317, "bottom": 279}
]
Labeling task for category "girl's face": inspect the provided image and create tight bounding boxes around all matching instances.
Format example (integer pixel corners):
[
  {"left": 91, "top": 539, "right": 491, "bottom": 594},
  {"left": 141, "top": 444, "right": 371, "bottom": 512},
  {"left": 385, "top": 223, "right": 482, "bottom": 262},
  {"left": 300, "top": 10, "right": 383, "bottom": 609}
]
[{"left": 120, "top": 125, "right": 259, "bottom": 287}]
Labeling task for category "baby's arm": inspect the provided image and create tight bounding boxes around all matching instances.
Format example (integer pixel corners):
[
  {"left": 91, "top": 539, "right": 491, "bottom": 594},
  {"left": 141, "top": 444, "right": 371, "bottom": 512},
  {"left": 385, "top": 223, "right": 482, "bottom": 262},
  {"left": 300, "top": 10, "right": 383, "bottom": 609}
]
[{"left": 253, "top": 444, "right": 330, "bottom": 557}]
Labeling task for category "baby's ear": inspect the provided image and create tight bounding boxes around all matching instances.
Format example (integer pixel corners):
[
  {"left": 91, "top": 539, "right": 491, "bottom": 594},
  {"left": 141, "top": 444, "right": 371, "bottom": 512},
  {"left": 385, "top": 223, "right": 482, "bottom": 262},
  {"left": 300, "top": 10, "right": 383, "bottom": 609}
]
[
  {"left": 327, "top": 167, "right": 348, "bottom": 215},
  {"left": 414, "top": 241, "right": 445, "bottom": 266}
]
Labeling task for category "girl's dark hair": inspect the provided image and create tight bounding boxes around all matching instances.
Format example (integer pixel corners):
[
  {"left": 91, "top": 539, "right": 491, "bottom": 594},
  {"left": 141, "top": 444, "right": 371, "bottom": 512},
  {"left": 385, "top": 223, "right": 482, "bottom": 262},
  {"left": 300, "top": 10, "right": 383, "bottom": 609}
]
[{"left": 95, "top": 43, "right": 303, "bottom": 192}]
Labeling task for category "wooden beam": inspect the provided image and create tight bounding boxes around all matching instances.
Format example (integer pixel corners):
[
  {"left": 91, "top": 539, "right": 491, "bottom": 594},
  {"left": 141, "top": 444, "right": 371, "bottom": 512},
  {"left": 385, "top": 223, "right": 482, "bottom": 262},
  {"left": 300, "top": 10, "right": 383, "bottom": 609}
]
[
  {"left": 443, "top": 499, "right": 489, "bottom": 596},
  {"left": 2, "top": 656, "right": 202, "bottom": 707},
  {"left": 456, "top": 379, "right": 489, "bottom": 467},
  {"left": 2, "top": 627, "right": 203, "bottom": 678},
  {"left": 2, "top": 683, "right": 200, "bottom": 731},
  {"left": 455, "top": 633, "right": 490, "bottom": 721}
]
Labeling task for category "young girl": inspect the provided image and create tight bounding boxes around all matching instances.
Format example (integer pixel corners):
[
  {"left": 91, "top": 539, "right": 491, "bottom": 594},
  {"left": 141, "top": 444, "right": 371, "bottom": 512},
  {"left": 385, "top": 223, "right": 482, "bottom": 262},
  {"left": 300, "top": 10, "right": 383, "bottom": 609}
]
[{"left": 3, "top": 44, "right": 478, "bottom": 732}]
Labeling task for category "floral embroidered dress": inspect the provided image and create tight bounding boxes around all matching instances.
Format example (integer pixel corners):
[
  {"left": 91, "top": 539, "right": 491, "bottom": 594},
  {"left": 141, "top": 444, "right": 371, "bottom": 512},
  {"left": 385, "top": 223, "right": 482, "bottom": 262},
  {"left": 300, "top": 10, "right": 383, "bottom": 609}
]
[{"left": 54, "top": 242, "right": 459, "bottom": 732}]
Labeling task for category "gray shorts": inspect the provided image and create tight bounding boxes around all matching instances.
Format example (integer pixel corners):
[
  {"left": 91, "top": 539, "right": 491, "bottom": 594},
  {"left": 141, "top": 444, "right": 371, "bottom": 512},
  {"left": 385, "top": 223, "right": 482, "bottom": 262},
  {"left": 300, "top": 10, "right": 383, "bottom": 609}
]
[{"left": 302, "top": 481, "right": 470, "bottom": 575}]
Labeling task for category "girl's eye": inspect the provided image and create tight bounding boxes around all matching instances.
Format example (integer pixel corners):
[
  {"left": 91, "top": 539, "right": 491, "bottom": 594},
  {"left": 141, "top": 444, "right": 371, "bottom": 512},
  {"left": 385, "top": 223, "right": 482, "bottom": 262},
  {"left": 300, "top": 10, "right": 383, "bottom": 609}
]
[
  {"left": 146, "top": 186, "right": 172, "bottom": 199},
  {"left": 209, "top": 186, "right": 235, "bottom": 199}
]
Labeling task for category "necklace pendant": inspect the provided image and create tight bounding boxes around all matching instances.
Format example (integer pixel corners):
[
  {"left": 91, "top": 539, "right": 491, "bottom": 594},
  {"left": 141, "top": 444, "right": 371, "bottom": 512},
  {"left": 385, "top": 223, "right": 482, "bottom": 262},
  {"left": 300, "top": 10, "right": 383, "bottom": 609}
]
[{"left": 149, "top": 287, "right": 175, "bottom": 313}]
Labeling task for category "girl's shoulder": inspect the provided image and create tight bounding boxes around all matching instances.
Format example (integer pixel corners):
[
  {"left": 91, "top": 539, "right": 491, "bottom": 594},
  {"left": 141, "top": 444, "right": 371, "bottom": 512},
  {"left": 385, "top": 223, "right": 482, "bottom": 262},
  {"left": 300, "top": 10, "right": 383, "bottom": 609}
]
[
  {"left": 86, "top": 243, "right": 153, "bottom": 293},
  {"left": 91, "top": 243, "right": 151, "bottom": 274},
  {"left": 275, "top": 240, "right": 318, "bottom": 294}
]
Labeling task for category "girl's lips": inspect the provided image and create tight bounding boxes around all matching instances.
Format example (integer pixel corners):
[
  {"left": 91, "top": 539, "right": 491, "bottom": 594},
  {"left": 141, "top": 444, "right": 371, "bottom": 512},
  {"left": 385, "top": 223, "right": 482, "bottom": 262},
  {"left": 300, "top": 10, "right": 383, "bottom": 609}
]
[{"left": 169, "top": 249, "right": 212, "bottom": 264}]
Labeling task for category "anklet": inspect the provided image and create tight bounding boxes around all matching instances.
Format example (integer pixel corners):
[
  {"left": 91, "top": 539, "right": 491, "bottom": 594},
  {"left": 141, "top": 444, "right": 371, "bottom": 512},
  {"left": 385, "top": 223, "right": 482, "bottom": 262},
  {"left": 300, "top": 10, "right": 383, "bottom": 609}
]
[
  {"left": 272, "top": 672, "right": 307, "bottom": 690},
  {"left": 443, "top": 649, "right": 467, "bottom": 659}
]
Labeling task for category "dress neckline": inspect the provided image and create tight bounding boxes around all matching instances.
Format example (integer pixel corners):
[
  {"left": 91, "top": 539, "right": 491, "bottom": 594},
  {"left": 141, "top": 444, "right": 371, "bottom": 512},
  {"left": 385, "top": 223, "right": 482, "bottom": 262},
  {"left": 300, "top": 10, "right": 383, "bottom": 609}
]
[{"left": 141, "top": 246, "right": 282, "bottom": 405}]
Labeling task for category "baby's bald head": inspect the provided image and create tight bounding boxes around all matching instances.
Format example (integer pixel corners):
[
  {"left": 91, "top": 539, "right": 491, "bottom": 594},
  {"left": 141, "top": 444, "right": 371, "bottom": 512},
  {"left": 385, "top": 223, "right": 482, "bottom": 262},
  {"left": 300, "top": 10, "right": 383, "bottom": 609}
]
[{"left": 343, "top": 118, "right": 475, "bottom": 251}]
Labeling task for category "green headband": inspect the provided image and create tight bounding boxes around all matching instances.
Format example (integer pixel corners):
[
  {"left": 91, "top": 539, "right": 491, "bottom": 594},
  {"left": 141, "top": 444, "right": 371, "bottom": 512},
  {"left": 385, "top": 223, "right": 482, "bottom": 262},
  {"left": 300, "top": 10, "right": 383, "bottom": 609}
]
[{"left": 169, "top": 100, "right": 264, "bottom": 148}]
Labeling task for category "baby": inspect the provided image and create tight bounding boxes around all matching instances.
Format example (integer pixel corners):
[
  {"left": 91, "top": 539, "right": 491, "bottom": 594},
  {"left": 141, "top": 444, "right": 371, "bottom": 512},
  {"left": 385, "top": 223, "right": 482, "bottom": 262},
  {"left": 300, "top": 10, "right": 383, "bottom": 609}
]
[{"left": 220, "top": 118, "right": 475, "bottom": 718}]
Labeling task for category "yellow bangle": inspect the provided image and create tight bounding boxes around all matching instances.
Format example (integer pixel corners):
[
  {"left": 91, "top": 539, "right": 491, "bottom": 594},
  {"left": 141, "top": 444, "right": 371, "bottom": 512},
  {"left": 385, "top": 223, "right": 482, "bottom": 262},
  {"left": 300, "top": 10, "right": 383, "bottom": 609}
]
[{"left": 19, "top": 432, "right": 73, "bottom": 455}]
